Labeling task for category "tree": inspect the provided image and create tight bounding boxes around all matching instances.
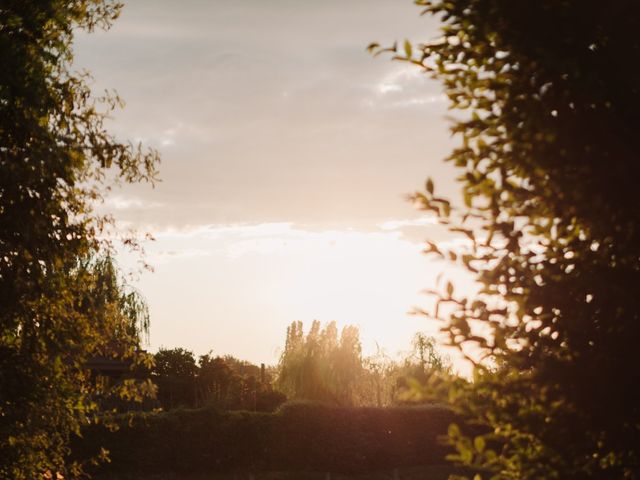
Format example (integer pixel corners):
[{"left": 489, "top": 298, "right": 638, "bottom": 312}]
[
  {"left": 0, "top": 1, "right": 159, "bottom": 478},
  {"left": 371, "top": 1, "right": 640, "bottom": 478},
  {"left": 362, "top": 345, "right": 394, "bottom": 407},
  {"left": 408, "top": 332, "right": 450, "bottom": 379},
  {"left": 360, "top": 335, "right": 450, "bottom": 407},
  {"left": 197, "top": 353, "right": 235, "bottom": 408},
  {"left": 153, "top": 348, "right": 198, "bottom": 410},
  {"left": 391, "top": 333, "right": 452, "bottom": 405},
  {"left": 151, "top": 351, "right": 286, "bottom": 412},
  {"left": 277, "top": 320, "right": 364, "bottom": 405}
]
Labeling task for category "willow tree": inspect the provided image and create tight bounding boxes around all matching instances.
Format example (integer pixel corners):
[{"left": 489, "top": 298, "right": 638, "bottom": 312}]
[
  {"left": 371, "top": 1, "right": 640, "bottom": 478},
  {"left": 0, "top": 1, "right": 159, "bottom": 478}
]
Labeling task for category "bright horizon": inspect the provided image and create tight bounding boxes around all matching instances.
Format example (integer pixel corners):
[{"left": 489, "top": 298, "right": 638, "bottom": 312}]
[{"left": 74, "top": 0, "right": 474, "bottom": 374}]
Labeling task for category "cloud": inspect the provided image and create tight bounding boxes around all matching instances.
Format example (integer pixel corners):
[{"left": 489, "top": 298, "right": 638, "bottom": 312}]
[
  {"left": 391, "top": 94, "right": 447, "bottom": 108},
  {"left": 362, "top": 66, "right": 446, "bottom": 110},
  {"left": 102, "top": 195, "right": 164, "bottom": 211},
  {"left": 136, "top": 221, "right": 425, "bottom": 264},
  {"left": 367, "top": 67, "right": 422, "bottom": 96},
  {"left": 138, "top": 220, "right": 493, "bottom": 265},
  {"left": 147, "top": 248, "right": 213, "bottom": 264},
  {"left": 377, "top": 216, "right": 438, "bottom": 231},
  {"left": 74, "top": 0, "right": 457, "bottom": 231},
  {"left": 223, "top": 225, "right": 411, "bottom": 260}
]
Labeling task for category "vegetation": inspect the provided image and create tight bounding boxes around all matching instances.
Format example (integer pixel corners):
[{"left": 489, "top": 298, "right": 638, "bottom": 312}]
[
  {"left": 4, "top": 0, "right": 633, "bottom": 478},
  {"left": 275, "top": 321, "right": 451, "bottom": 407},
  {"left": 75, "top": 324, "right": 457, "bottom": 476},
  {"left": 152, "top": 348, "right": 286, "bottom": 412},
  {"left": 146, "top": 325, "right": 449, "bottom": 413},
  {"left": 0, "top": 1, "right": 159, "bottom": 478},
  {"left": 78, "top": 403, "right": 458, "bottom": 477},
  {"left": 371, "top": 0, "right": 640, "bottom": 478},
  {"left": 276, "top": 321, "right": 363, "bottom": 405}
]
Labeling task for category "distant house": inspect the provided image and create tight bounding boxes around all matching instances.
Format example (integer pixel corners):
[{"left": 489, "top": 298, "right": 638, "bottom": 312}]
[{"left": 85, "top": 356, "right": 132, "bottom": 379}]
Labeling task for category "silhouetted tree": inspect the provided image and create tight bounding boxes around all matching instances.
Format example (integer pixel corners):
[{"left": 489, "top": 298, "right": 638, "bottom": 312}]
[
  {"left": 153, "top": 350, "right": 286, "bottom": 412},
  {"left": 153, "top": 348, "right": 198, "bottom": 409},
  {"left": 197, "top": 353, "right": 234, "bottom": 407},
  {"left": 371, "top": 1, "right": 640, "bottom": 478}
]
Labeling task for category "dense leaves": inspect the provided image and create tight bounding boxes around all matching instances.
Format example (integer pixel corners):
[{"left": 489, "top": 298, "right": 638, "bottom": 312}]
[
  {"left": 0, "top": 1, "right": 159, "bottom": 478},
  {"left": 372, "top": 1, "right": 640, "bottom": 478},
  {"left": 78, "top": 403, "right": 457, "bottom": 476}
]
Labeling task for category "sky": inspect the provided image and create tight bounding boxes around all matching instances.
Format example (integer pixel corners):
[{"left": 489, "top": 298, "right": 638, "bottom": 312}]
[{"left": 73, "top": 0, "right": 474, "bottom": 372}]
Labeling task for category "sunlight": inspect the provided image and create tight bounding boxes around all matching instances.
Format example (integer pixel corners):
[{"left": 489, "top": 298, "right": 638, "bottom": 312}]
[{"left": 126, "top": 222, "right": 476, "bottom": 377}]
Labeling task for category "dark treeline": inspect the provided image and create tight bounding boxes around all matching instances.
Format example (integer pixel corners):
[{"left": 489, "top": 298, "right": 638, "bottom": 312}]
[
  {"left": 150, "top": 348, "right": 285, "bottom": 412},
  {"left": 145, "top": 321, "right": 451, "bottom": 413}
]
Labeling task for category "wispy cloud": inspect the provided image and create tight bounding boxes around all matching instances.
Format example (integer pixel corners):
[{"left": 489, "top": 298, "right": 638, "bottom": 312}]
[
  {"left": 363, "top": 67, "right": 446, "bottom": 110},
  {"left": 391, "top": 94, "right": 447, "bottom": 108},
  {"left": 147, "top": 248, "right": 213, "bottom": 264},
  {"left": 103, "top": 195, "right": 164, "bottom": 211},
  {"left": 136, "top": 221, "right": 425, "bottom": 263},
  {"left": 374, "top": 68, "right": 423, "bottom": 95},
  {"left": 377, "top": 216, "right": 438, "bottom": 231}
]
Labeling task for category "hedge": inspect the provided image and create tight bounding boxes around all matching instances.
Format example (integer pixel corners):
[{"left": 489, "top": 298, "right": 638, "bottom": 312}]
[{"left": 77, "top": 402, "right": 458, "bottom": 475}]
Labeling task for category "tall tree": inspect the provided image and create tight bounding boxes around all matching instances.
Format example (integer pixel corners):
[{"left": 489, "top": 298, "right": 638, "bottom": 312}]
[
  {"left": 0, "top": 1, "right": 159, "bottom": 478},
  {"left": 371, "top": 1, "right": 640, "bottom": 478},
  {"left": 277, "top": 320, "right": 364, "bottom": 405}
]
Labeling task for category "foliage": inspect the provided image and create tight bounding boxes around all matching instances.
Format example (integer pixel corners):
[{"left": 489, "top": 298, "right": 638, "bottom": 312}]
[
  {"left": 0, "top": 1, "right": 159, "bottom": 478},
  {"left": 391, "top": 333, "right": 452, "bottom": 405},
  {"left": 153, "top": 348, "right": 198, "bottom": 410},
  {"left": 276, "top": 321, "right": 364, "bottom": 406},
  {"left": 77, "top": 403, "right": 457, "bottom": 476},
  {"left": 361, "top": 334, "right": 451, "bottom": 407},
  {"left": 361, "top": 345, "right": 397, "bottom": 407},
  {"left": 152, "top": 350, "right": 286, "bottom": 412},
  {"left": 370, "top": 0, "right": 640, "bottom": 478},
  {"left": 151, "top": 330, "right": 449, "bottom": 412}
]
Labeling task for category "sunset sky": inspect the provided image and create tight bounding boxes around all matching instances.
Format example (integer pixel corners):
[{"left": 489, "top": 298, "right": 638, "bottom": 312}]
[{"left": 74, "top": 0, "right": 474, "bottom": 372}]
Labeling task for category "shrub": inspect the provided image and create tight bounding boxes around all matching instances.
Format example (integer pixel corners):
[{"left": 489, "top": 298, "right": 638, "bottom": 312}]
[{"left": 78, "top": 403, "right": 457, "bottom": 475}]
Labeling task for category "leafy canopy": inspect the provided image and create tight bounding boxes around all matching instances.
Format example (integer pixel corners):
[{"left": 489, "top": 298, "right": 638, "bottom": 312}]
[{"left": 0, "top": 1, "right": 159, "bottom": 478}]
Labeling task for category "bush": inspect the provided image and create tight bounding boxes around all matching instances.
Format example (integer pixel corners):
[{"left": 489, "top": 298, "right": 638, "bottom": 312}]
[{"left": 78, "top": 403, "right": 457, "bottom": 475}]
